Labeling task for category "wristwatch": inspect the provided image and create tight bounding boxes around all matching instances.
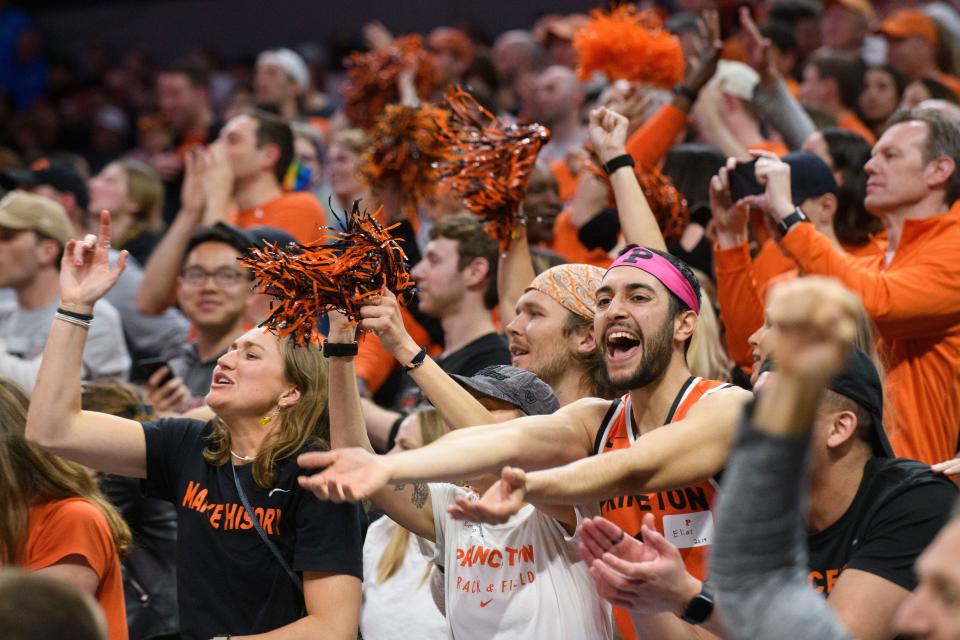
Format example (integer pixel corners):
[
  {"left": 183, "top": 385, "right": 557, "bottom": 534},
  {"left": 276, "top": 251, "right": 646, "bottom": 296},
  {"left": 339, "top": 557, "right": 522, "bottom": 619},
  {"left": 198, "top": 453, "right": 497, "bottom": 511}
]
[
  {"left": 777, "top": 207, "right": 808, "bottom": 236},
  {"left": 681, "top": 582, "right": 715, "bottom": 625}
]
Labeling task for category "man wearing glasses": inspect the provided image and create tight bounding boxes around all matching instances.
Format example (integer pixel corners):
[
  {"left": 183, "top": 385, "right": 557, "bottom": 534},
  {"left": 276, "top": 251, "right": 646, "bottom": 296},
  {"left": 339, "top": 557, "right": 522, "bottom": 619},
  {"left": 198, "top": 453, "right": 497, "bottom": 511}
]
[{"left": 151, "top": 223, "right": 258, "bottom": 412}]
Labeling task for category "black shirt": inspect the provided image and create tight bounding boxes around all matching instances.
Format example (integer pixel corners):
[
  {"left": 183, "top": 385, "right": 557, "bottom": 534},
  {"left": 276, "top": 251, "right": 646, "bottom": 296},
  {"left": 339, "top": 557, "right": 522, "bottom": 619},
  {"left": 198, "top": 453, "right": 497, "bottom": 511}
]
[
  {"left": 142, "top": 419, "right": 363, "bottom": 640},
  {"left": 393, "top": 331, "right": 511, "bottom": 411},
  {"left": 807, "top": 457, "right": 956, "bottom": 595}
]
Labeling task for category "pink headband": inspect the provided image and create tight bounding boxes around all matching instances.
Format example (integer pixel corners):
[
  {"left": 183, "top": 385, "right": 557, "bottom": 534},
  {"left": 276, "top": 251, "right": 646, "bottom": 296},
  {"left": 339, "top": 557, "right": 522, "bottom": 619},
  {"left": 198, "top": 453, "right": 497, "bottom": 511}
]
[{"left": 607, "top": 247, "right": 700, "bottom": 314}]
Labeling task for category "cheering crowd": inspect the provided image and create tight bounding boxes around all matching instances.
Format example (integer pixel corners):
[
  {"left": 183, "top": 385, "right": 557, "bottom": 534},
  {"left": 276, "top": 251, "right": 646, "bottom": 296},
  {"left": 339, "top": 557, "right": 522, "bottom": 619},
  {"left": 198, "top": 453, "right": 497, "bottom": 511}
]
[{"left": 3, "top": 1, "right": 960, "bottom": 639}]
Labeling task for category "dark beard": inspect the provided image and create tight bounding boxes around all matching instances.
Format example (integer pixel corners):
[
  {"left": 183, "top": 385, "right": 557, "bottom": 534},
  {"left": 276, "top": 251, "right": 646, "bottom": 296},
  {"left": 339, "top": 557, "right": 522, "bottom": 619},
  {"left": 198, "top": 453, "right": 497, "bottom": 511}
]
[{"left": 605, "top": 318, "right": 674, "bottom": 392}]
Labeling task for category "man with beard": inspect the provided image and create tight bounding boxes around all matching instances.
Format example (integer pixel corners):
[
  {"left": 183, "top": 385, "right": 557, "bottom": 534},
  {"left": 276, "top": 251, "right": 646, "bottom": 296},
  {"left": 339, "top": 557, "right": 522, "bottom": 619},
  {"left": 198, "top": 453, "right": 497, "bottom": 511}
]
[{"left": 298, "top": 245, "right": 751, "bottom": 640}]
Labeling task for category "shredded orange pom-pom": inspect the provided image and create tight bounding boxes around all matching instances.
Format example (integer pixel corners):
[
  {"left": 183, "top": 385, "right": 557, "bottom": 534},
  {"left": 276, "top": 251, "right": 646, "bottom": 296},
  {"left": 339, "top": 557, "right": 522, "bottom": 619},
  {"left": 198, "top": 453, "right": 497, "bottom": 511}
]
[
  {"left": 435, "top": 86, "right": 551, "bottom": 241},
  {"left": 574, "top": 5, "right": 684, "bottom": 88},
  {"left": 341, "top": 35, "right": 436, "bottom": 130},
  {"left": 241, "top": 201, "right": 414, "bottom": 346},
  {"left": 361, "top": 103, "right": 450, "bottom": 208}
]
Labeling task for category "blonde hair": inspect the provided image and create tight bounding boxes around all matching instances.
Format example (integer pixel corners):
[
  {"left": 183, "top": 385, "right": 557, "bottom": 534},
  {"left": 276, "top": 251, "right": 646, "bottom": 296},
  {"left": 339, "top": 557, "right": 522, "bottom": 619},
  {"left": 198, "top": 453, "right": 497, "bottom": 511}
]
[
  {"left": 330, "top": 128, "right": 369, "bottom": 156},
  {"left": 376, "top": 408, "right": 447, "bottom": 585},
  {"left": 114, "top": 159, "right": 164, "bottom": 248},
  {"left": 203, "top": 336, "right": 330, "bottom": 488},
  {"left": 688, "top": 288, "right": 734, "bottom": 382},
  {"left": 0, "top": 378, "right": 132, "bottom": 563}
]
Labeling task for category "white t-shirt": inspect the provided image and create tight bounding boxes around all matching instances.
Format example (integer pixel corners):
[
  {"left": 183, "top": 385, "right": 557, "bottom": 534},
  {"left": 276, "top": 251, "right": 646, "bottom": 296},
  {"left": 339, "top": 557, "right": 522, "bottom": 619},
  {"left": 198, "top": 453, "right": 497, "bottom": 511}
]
[
  {"left": 430, "top": 483, "right": 612, "bottom": 640},
  {"left": 360, "top": 516, "right": 447, "bottom": 640}
]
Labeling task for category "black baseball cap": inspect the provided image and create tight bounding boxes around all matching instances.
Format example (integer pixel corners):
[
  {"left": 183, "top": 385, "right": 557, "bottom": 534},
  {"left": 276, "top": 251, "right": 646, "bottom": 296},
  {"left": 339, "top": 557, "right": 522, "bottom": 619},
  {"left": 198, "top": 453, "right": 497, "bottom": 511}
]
[
  {"left": 757, "top": 347, "right": 892, "bottom": 457},
  {"left": 1, "top": 159, "right": 89, "bottom": 210},
  {"left": 450, "top": 365, "right": 560, "bottom": 416},
  {"left": 783, "top": 151, "right": 838, "bottom": 206},
  {"left": 826, "top": 347, "right": 894, "bottom": 458}
]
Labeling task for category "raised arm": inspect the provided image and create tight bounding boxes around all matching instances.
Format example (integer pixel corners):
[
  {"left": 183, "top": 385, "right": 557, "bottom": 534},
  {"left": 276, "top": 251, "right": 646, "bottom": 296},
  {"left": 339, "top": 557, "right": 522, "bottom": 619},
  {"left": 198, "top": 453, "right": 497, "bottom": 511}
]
[
  {"left": 298, "top": 397, "right": 603, "bottom": 503},
  {"left": 137, "top": 148, "right": 205, "bottom": 314},
  {"left": 447, "top": 387, "right": 750, "bottom": 524},
  {"left": 589, "top": 106, "right": 666, "bottom": 251},
  {"left": 711, "top": 277, "right": 859, "bottom": 640},
  {"left": 26, "top": 211, "right": 147, "bottom": 478},
  {"left": 359, "top": 290, "right": 497, "bottom": 429},
  {"left": 324, "top": 311, "right": 436, "bottom": 540},
  {"left": 497, "top": 219, "right": 537, "bottom": 328}
]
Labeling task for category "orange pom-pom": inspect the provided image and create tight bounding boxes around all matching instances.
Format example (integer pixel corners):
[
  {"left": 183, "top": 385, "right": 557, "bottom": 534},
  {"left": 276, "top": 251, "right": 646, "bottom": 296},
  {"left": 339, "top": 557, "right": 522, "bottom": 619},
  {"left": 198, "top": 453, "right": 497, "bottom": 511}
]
[
  {"left": 341, "top": 35, "right": 436, "bottom": 130},
  {"left": 360, "top": 103, "right": 450, "bottom": 208},
  {"left": 241, "top": 201, "right": 415, "bottom": 346},
  {"left": 434, "top": 86, "right": 550, "bottom": 241},
  {"left": 574, "top": 5, "right": 684, "bottom": 88}
]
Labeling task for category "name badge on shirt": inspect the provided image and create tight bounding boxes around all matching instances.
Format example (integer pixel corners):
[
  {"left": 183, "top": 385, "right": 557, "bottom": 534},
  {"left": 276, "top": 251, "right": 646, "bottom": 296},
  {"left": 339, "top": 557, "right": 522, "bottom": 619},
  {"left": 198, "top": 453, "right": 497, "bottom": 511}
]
[{"left": 663, "top": 512, "right": 714, "bottom": 549}]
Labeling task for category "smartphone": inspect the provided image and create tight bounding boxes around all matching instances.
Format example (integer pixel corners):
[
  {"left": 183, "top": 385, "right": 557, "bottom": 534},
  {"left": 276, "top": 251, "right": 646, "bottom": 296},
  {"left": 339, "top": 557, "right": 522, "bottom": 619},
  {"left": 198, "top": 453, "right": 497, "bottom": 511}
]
[
  {"left": 132, "top": 357, "right": 175, "bottom": 386},
  {"left": 728, "top": 159, "right": 764, "bottom": 202}
]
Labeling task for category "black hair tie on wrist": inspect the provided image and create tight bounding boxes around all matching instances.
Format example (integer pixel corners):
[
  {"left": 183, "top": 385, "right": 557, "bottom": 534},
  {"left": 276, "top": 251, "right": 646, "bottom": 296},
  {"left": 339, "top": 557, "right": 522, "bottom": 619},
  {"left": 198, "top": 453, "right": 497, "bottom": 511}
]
[
  {"left": 601, "top": 154, "right": 635, "bottom": 176},
  {"left": 321, "top": 341, "right": 359, "bottom": 358},
  {"left": 57, "top": 307, "right": 94, "bottom": 322}
]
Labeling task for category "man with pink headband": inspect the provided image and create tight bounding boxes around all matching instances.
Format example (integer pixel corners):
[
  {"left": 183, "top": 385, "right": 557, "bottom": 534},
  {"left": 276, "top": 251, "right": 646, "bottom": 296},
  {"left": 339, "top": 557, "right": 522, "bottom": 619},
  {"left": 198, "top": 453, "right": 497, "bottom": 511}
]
[{"left": 298, "top": 245, "right": 750, "bottom": 639}]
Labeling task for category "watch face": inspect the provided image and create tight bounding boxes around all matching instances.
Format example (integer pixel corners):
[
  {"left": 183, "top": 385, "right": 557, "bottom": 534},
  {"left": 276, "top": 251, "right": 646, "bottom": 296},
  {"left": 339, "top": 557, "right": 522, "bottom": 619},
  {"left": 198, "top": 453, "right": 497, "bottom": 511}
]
[{"left": 683, "top": 592, "right": 715, "bottom": 625}]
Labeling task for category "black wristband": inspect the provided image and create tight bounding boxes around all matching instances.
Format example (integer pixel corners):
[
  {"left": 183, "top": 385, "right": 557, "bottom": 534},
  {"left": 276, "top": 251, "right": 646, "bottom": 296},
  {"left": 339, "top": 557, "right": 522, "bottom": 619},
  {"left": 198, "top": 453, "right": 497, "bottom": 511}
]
[
  {"left": 673, "top": 84, "right": 699, "bottom": 103},
  {"left": 681, "top": 582, "right": 715, "bottom": 625},
  {"left": 56, "top": 307, "right": 94, "bottom": 322},
  {"left": 601, "top": 153, "right": 635, "bottom": 175},
  {"left": 404, "top": 347, "right": 427, "bottom": 371},
  {"left": 777, "top": 207, "right": 809, "bottom": 236},
  {"left": 321, "top": 340, "right": 359, "bottom": 358}
]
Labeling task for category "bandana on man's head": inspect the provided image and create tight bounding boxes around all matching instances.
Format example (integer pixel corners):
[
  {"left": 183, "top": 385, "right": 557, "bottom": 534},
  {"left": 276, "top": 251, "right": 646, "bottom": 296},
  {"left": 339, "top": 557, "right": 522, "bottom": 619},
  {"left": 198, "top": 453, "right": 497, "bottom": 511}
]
[
  {"left": 528, "top": 264, "right": 605, "bottom": 320},
  {"left": 607, "top": 246, "right": 700, "bottom": 314}
]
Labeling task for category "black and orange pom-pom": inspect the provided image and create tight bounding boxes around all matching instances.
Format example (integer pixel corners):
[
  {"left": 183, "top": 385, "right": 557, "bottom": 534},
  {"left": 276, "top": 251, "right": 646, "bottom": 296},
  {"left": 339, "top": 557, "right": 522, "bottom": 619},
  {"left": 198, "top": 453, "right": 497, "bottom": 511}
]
[
  {"left": 361, "top": 103, "right": 450, "bottom": 207},
  {"left": 341, "top": 34, "right": 436, "bottom": 130},
  {"left": 241, "top": 201, "right": 415, "bottom": 346},
  {"left": 434, "top": 86, "right": 551, "bottom": 241},
  {"left": 574, "top": 5, "right": 684, "bottom": 89}
]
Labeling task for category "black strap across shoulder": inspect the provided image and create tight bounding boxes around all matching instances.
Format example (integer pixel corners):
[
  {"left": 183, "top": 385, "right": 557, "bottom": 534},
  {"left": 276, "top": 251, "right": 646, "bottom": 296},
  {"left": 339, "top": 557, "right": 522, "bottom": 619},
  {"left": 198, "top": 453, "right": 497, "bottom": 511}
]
[{"left": 231, "top": 462, "right": 303, "bottom": 593}]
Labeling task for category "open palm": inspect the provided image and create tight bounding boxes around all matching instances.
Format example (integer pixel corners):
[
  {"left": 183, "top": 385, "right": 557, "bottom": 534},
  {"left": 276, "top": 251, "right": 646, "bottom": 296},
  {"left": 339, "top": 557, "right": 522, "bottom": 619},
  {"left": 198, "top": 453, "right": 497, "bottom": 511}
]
[
  {"left": 297, "top": 447, "right": 391, "bottom": 502},
  {"left": 59, "top": 210, "right": 127, "bottom": 311}
]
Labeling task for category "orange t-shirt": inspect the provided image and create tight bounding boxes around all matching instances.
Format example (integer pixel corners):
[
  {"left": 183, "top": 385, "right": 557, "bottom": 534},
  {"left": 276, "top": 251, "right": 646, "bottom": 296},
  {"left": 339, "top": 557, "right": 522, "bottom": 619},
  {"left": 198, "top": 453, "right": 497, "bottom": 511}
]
[
  {"left": 837, "top": 110, "right": 877, "bottom": 145},
  {"left": 549, "top": 209, "right": 614, "bottom": 268},
  {"left": 23, "top": 498, "right": 127, "bottom": 640},
  {"left": 230, "top": 191, "right": 326, "bottom": 244},
  {"left": 595, "top": 378, "right": 730, "bottom": 640},
  {"left": 781, "top": 214, "right": 960, "bottom": 464}
]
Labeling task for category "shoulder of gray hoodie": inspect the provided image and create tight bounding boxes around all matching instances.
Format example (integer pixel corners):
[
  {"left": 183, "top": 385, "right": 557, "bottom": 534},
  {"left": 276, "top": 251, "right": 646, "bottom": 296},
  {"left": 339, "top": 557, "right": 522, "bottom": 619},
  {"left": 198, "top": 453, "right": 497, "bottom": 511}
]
[{"left": 105, "top": 250, "right": 189, "bottom": 360}]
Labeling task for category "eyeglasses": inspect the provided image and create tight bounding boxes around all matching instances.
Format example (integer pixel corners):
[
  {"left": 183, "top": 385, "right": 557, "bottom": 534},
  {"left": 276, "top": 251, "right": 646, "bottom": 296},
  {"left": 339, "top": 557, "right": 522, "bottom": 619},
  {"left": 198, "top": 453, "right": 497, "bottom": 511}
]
[{"left": 181, "top": 266, "right": 250, "bottom": 287}]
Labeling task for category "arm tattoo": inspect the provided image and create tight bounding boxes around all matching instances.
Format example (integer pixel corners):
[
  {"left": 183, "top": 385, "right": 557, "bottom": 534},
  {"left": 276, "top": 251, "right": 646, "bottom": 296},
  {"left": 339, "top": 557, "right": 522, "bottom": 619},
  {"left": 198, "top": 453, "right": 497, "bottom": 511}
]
[{"left": 411, "top": 482, "right": 429, "bottom": 509}]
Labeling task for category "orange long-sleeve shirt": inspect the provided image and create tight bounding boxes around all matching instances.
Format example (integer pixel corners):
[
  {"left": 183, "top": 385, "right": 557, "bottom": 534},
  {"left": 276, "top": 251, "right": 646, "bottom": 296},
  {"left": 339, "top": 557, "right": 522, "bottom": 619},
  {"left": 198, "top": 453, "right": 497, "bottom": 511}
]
[{"left": 780, "top": 214, "right": 960, "bottom": 464}]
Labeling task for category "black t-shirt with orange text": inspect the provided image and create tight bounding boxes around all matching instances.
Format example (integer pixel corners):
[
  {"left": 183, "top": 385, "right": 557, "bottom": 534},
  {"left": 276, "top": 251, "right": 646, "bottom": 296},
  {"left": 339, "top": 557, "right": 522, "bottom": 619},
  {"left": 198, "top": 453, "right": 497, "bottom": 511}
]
[
  {"left": 807, "top": 456, "right": 956, "bottom": 596},
  {"left": 142, "top": 419, "right": 363, "bottom": 640}
]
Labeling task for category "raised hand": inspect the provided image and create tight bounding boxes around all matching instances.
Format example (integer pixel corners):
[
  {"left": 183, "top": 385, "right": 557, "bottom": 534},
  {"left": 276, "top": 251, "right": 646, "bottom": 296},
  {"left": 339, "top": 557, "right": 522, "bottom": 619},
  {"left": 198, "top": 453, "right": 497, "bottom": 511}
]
[
  {"left": 359, "top": 289, "right": 419, "bottom": 365},
  {"left": 447, "top": 466, "right": 528, "bottom": 524},
  {"left": 683, "top": 9, "right": 722, "bottom": 94},
  {"left": 580, "top": 513, "right": 702, "bottom": 614},
  {"left": 765, "top": 276, "right": 860, "bottom": 381},
  {"left": 297, "top": 447, "right": 392, "bottom": 502},
  {"left": 60, "top": 210, "right": 128, "bottom": 314},
  {"left": 588, "top": 107, "right": 630, "bottom": 165},
  {"left": 751, "top": 151, "right": 796, "bottom": 221},
  {"left": 740, "top": 6, "right": 778, "bottom": 86},
  {"left": 709, "top": 161, "right": 749, "bottom": 249},
  {"left": 326, "top": 309, "right": 357, "bottom": 344},
  {"left": 363, "top": 20, "right": 395, "bottom": 52},
  {"left": 180, "top": 147, "right": 207, "bottom": 220}
]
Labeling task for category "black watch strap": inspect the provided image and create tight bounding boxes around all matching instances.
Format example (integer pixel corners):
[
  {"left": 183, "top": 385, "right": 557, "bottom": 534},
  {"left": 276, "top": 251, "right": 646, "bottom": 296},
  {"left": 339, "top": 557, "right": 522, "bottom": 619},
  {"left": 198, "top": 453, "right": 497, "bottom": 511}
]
[
  {"left": 681, "top": 582, "right": 714, "bottom": 625},
  {"left": 601, "top": 153, "right": 635, "bottom": 176},
  {"left": 673, "top": 84, "right": 699, "bottom": 103},
  {"left": 778, "top": 207, "right": 808, "bottom": 236},
  {"left": 404, "top": 347, "right": 428, "bottom": 371}
]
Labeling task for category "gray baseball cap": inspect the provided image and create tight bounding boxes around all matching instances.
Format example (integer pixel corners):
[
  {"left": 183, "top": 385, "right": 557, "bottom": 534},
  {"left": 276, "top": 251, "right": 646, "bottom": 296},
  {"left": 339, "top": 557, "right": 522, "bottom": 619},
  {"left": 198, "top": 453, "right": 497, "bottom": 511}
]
[{"left": 450, "top": 365, "right": 560, "bottom": 416}]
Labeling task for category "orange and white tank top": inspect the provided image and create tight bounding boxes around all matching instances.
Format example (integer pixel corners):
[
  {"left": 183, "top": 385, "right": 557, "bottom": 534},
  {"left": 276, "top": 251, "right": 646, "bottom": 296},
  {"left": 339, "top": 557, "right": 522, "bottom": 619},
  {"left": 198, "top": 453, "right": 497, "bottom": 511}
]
[{"left": 594, "top": 376, "right": 731, "bottom": 640}]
